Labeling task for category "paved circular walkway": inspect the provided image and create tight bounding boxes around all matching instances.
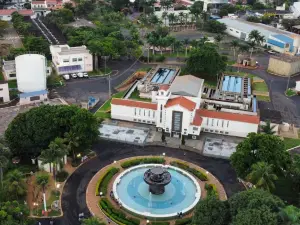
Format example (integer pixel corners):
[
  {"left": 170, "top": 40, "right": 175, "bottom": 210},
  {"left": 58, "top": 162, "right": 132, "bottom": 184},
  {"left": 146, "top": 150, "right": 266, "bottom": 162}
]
[{"left": 38, "top": 141, "right": 244, "bottom": 225}]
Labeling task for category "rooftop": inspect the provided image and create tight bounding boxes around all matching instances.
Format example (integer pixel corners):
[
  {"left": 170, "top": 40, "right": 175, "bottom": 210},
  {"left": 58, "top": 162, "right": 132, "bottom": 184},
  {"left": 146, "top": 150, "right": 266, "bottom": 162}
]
[
  {"left": 170, "top": 75, "right": 204, "bottom": 97},
  {"left": 51, "top": 45, "right": 90, "bottom": 55},
  {"left": 165, "top": 96, "right": 196, "bottom": 111},
  {"left": 111, "top": 98, "right": 157, "bottom": 110},
  {"left": 0, "top": 9, "right": 33, "bottom": 16},
  {"left": 270, "top": 54, "right": 300, "bottom": 62},
  {"left": 159, "top": 85, "right": 170, "bottom": 91},
  {"left": 196, "top": 109, "right": 260, "bottom": 124}
]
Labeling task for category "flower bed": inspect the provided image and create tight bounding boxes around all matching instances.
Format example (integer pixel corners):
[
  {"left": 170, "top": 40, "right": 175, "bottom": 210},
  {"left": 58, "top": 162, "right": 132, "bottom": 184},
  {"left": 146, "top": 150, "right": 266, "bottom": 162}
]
[
  {"left": 205, "top": 183, "right": 218, "bottom": 198},
  {"left": 95, "top": 167, "right": 120, "bottom": 196},
  {"left": 175, "top": 218, "right": 192, "bottom": 225},
  {"left": 170, "top": 161, "right": 208, "bottom": 181},
  {"left": 121, "top": 157, "right": 165, "bottom": 169},
  {"left": 99, "top": 198, "right": 140, "bottom": 225}
]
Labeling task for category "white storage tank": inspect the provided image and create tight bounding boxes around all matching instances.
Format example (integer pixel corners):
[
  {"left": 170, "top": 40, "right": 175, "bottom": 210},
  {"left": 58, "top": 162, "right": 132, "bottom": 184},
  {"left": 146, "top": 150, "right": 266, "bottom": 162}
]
[{"left": 15, "top": 54, "right": 47, "bottom": 92}]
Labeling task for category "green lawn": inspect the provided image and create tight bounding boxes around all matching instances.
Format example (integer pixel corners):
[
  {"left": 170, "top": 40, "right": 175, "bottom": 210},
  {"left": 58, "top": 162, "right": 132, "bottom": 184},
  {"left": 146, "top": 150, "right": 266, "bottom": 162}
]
[
  {"left": 256, "top": 95, "right": 270, "bottom": 102},
  {"left": 283, "top": 137, "right": 300, "bottom": 150},
  {"left": 226, "top": 60, "right": 236, "bottom": 65},
  {"left": 224, "top": 71, "right": 257, "bottom": 78},
  {"left": 285, "top": 89, "right": 296, "bottom": 97},
  {"left": 253, "top": 82, "right": 269, "bottom": 92},
  {"left": 8, "top": 80, "right": 17, "bottom": 88},
  {"left": 129, "top": 89, "right": 151, "bottom": 102}
]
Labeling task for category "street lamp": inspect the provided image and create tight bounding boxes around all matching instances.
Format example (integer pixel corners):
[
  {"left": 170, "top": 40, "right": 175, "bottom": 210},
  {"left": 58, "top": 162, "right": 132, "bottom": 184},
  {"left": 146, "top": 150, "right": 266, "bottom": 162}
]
[{"left": 162, "top": 153, "right": 166, "bottom": 156}]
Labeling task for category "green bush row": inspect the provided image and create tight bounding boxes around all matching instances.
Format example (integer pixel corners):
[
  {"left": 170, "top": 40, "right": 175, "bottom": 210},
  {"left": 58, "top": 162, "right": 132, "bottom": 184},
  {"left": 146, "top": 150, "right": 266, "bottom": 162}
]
[
  {"left": 205, "top": 183, "right": 219, "bottom": 198},
  {"left": 170, "top": 161, "right": 208, "bottom": 181},
  {"left": 175, "top": 218, "right": 192, "bottom": 225},
  {"left": 150, "top": 222, "right": 170, "bottom": 225},
  {"left": 140, "top": 55, "right": 166, "bottom": 63},
  {"left": 56, "top": 170, "right": 69, "bottom": 182},
  {"left": 99, "top": 198, "right": 140, "bottom": 225},
  {"left": 95, "top": 167, "right": 120, "bottom": 196},
  {"left": 121, "top": 157, "right": 166, "bottom": 169}
]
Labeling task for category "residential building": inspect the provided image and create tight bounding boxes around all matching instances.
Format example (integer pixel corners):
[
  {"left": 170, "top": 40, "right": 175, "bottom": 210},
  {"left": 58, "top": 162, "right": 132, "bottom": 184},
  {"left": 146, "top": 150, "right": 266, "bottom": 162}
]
[
  {"left": 31, "top": 0, "right": 63, "bottom": 16},
  {"left": 111, "top": 70, "right": 259, "bottom": 139},
  {"left": 290, "top": 2, "right": 300, "bottom": 19},
  {"left": 19, "top": 90, "right": 48, "bottom": 105},
  {"left": 218, "top": 18, "right": 300, "bottom": 54},
  {"left": 268, "top": 54, "right": 300, "bottom": 76},
  {"left": 50, "top": 45, "right": 93, "bottom": 75},
  {"left": 0, "top": 9, "right": 35, "bottom": 21},
  {"left": 0, "top": 81, "right": 10, "bottom": 103}
]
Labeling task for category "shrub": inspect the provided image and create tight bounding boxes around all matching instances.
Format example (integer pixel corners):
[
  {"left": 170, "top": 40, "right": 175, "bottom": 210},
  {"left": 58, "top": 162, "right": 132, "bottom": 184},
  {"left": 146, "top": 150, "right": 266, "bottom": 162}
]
[
  {"left": 99, "top": 198, "right": 140, "bottom": 225},
  {"left": 170, "top": 161, "right": 208, "bottom": 181},
  {"left": 175, "top": 218, "right": 192, "bottom": 225},
  {"left": 95, "top": 167, "right": 120, "bottom": 196},
  {"left": 121, "top": 158, "right": 165, "bottom": 169},
  {"left": 150, "top": 222, "right": 170, "bottom": 225},
  {"left": 155, "top": 55, "right": 166, "bottom": 62},
  {"left": 205, "top": 183, "right": 218, "bottom": 198},
  {"left": 56, "top": 170, "right": 69, "bottom": 182},
  {"left": 71, "top": 158, "right": 81, "bottom": 167}
]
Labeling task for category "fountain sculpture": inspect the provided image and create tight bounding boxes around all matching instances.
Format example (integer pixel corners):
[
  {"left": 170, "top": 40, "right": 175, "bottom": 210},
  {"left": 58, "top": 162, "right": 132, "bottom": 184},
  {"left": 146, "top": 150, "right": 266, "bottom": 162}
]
[{"left": 144, "top": 167, "right": 172, "bottom": 195}]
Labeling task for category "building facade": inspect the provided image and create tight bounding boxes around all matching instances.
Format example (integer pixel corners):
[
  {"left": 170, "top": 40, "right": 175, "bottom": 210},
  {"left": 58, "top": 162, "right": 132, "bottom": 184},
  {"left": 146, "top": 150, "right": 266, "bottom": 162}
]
[
  {"left": 50, "top": 45, "right": 93, "bottom": 75},
  {"left": 19, "top": 90, "right": 48, "bottom": 105},
  {"left": 0, "top": 9, "right": 35, "bottom": 21},
  {"left": 0, "top": 81, "right": 10, "bottom": 103},
  {"left": 111, "top": 75, "right": 260, "bottom": 139}
]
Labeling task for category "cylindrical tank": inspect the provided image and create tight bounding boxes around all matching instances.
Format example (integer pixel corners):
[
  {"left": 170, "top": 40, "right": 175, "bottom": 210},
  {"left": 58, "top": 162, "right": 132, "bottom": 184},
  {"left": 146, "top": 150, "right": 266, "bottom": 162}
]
[{"left": 15, "top": 54, "right": 47, "bottom": 92}]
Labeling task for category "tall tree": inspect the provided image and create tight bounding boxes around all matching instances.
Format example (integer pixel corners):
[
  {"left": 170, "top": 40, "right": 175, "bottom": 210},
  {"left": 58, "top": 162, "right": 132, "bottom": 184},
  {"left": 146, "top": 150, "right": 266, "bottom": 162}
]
[
  {"left": 214, "top": 34, "right": 223, "bottom": 48},
  {"left": 5, "top": 170, "right": 26, "bottom": 200},
  {"left": 0, "top": 139, "right": 10, "bottom": 188},
  {"left": 230, "top": 40, "right": 239, "bottom": 59},
  {"left": 189, "top": 1, "right": 203, "bottom": 19},
  {"left": 230, "top": 133, "right": 291, "bottom": 178},
  {"left": 162, "top": 11, "right": 168, "bottom": 26},
  {"left": 192, "top": 196, "right": 230, "bottom": 225},
  {"left": 64, "top": 131, "right": 80, "bottom": 161},
  {"left": 248, "top": 41, "right": 256, "bottom": 58},
  {"left": 35, "top": 173, "right": 49, "bottom": 212},
  {"left": 260, "top": 120, "right": 276, "bottom": 135},
  {"left": 183, "top": 38, "right": 189, "bottom": 57},
  {"left": 246, "top": 162, "right": 278, "bottom": 191},
  {"left": 0, "top": 20, "right": 9, "bottom": 37}
]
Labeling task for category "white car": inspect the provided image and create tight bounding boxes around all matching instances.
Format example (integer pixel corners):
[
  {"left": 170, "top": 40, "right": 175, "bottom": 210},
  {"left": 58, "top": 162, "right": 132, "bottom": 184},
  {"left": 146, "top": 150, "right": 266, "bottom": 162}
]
[
  {"left": 83, "top": 72, "right": 88, "bottom": 78},
  {"left": 62, "top": 74, "right": 70, "bottom": 80},
  {"left": 71, "top": 73, "right": 77, "bottom": 78},
  {"left": 268, "top": 50, "right": 276, "bottom": 54},
  {"left": 77, "top": 72, "right": 83, "bottom": 78}
]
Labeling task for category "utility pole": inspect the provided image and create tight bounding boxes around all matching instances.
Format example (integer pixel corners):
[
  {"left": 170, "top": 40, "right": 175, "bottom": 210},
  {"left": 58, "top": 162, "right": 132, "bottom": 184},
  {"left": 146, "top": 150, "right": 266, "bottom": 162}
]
[
  {"left": 286, "top": 74, "right": 291, "bottom": 93},
  {"left": 104, "top": 56, "right": 111, "bottom": 97},
  {"left": 147, "top": 44, "right": 150, "bottom": 64}
]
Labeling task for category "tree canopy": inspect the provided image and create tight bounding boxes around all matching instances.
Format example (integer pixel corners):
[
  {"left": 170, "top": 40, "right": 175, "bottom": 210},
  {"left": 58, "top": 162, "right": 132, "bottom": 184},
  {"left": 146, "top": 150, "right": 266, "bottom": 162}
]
[
  {"left": 5, "top": 105, "right": 99, "bottom": 157},
  {"left": 230, "top": 133, "right": 291, "bottom": 178},
  {"left": 204, "top": 20, "right": 227, "bottom": 34},
  {"left": 186, "top": 43, "right": 226, "bottom": 76}
]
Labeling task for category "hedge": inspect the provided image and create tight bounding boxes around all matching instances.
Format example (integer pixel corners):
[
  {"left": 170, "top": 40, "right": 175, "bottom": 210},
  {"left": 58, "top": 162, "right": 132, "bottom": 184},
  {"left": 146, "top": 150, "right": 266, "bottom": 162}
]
[
  {"left": 121, "top": 157, "right": 165, "bottom": 169},
  {"left": 170, "top": 161, "right": 208, "bottom": 181},
  {"left": 95, "top": 167, "right": 120, "bottom": 196},
  {"left": 205, "top": 183, "right": 218, "bottom": 198},
  {"left": 99, "top": 198, "right": 140, "bottom": 225},
  {"left": 56, "top": 170, "right": 69, "bottom": 182},
  {"left": 175, "top": 218, "right": 192, "bottom": 225},
  {"left": 150, "top": 222, "right": 170, "bottom": 225}
]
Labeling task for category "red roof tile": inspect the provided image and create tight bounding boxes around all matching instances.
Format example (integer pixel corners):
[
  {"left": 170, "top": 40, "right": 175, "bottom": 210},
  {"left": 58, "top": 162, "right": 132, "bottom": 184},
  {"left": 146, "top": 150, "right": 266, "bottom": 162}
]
[
  {"left": 165, "top": 97, "right": 196, "bottom": 111},
  {"left": 191, "top": 115, "right": 203, "bottom": 126},
  {"left": 0, "top": 9, "right": 16, "bottom": 15},
  {"left": 18, "top": 10, "right": 34, "bottom": 16},
  {"left": 196, "top": 109, "right": 260, "bottom": 124},
  {"left": 159, "top": 85, "right": 169, "bottom": 91},
  {"left": 111, "top": 98, "right": 157, "bottom": 110},
  {"left": 32, "top": 1, "right": 45, "bottom": 4}
]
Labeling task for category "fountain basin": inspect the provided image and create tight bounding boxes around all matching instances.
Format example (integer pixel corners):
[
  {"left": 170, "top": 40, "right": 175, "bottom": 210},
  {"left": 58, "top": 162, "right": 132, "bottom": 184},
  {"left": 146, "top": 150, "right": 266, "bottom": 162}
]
[{"left": 112, "top": 164, "right": 201, "bottom": 219}]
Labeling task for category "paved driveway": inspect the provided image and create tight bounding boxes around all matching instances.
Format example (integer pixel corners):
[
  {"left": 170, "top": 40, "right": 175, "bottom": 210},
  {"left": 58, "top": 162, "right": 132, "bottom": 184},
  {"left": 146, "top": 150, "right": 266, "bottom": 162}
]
[{"left": 36, "top": 141, "right": 243, "bottom": 225}]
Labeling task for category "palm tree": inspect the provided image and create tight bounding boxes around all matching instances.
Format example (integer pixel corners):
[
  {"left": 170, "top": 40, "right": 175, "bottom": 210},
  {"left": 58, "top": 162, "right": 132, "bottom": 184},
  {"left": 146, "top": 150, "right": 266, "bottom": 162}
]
[
  {"left": 248, "top": 41, "right": 256, "bottom": 58},
  {"left": 179, "top": 12, "right": 184, "bottom": 30},
  {"left": 64, "top": 131, "right": 80, "bottom": 161},
  {"left": 0, "top": 139, "right": 10, "bottom": 188},
  {"left": 230, "top": 40, "right": 239, "bottom": 59},
  {"left": 248, "top": 30, "right": 261, "bottom": 43},
  {"left": 168, "top": 13, "right": 175, "bottom": 28},
  {"left": 239, "top": 44, "right": 250, "bottom": 55},
  {"left": 214, "top": 34, "right": 223, "bottom": 48},
  {"left": 174, "top": 40, "right": 183, "bottom": 57},
  {"left": 5, "top": 169, "right": 26, "bottom": 200},
  {"left": 40, "top": 138, "right": 68, "bottom": 180},
  {"left": 162, "top": 11, "right": 168, "bottom": 26},
  {"left": 183, "top": 38, "right": 189, "bottom": 57},
  {"left": 36, "top": 173, "right": 49, "bottom": 212},
  {"left": 82, "top": 217, "right": 106, "bottom": 225},
  {"left": 260, "top": 120, "right": 276, "bottom": 135},
  {"left": 184, "top": 13, "right": 189, "bottom": 30},
  {"left": 246, "top": 162, "right": 278, "bottom": 191}
]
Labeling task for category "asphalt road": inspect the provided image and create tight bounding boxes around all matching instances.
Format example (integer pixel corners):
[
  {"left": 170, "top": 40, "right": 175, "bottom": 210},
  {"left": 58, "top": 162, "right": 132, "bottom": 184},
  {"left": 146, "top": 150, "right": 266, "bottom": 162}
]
[{"left": 36, "top": 141, "right": 244, "bottom": 225}]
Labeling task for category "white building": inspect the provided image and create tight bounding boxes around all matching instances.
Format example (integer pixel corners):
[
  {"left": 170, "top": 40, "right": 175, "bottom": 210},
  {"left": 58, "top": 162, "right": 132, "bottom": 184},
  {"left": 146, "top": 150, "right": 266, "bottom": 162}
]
[
  {"left": 111, "top": 75, "right": 260, "bottom": 139},
  {"left": 296, "top": 80, "right": 300, "bottom": 92},
  {"left": 31, "top": 0, "right": 63, "bottom": 16},
  {"left": 0, "top": 9, "right": 35, "bottom": 21},
  {"left": 19, "top": 90, "right": 48, "bottom": 105},
  {"left": 0, "top": 81, "right": 10, "bottom": 103},
  {"left": 50, "top": 45, "right": 93, "bottom": 75}
]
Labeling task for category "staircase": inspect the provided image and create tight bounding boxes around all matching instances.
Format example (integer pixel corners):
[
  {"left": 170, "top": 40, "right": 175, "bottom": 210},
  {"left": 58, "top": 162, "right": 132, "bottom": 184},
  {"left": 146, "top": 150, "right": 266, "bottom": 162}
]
[{"left": 32, "top": 18, "right": 60, "bottom": 45}]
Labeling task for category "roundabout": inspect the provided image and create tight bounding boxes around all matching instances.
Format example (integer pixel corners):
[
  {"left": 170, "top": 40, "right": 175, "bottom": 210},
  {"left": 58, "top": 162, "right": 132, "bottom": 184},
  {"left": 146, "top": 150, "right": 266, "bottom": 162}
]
[{"left": 55, "top": 141, "right": 244, "bottom": 225}]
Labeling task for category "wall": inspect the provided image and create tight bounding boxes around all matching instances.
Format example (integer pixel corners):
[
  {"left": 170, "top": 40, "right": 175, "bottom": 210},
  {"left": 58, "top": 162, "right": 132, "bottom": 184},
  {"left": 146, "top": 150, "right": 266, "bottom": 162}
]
[
  {"left": 19, "top": 93, "right": 48, "bottom": 105},
  {"left": 268, "top": 57, "right": 300, "bottom": 76},
  {"left": 111, "top": 104, "right": 157, "bottom": 125},
  {"left": 225, "top": 26, "right": 244, "bottom": 40},
  {"left": 201, "top": 117, "right": 258, "bottom": 137},
  {"left": 55, "top": 53, "right": 93, "bottom": 74},
  {"left": 0, "top": 15, "right": 12, "bottom": 21},
  {"left": 0, "top": 83, "right": 10, "bottom": 102}
]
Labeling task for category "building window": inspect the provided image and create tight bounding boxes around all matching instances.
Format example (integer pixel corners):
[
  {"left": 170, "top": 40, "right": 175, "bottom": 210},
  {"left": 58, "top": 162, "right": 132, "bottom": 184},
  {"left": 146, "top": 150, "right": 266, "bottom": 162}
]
[
  {"left": 236, "top": 31, "right": 239, "bottom": 33},
  {"left": 153, "top": 111, "right": 155, "bottom": 118},
  {"left": 134, "top": 108, "right": 136, "bottom": 116},
  {"left": 184, "top": 129, "right": 187, "bottom": 131},
  {"left": 63, "top": 59, "right": 69, "bottom": 63},
  {"left": 210, "top": 130, "right": 213, "bottom": 132},
  {"left": 211, "top": 119, "right": 214, "bottom": 126},
  {"left": 160, "top": 111, "right": 162, "bottom": 123},
  {"left": 227, "top": 121, "right": 229, "bottom": 127},
  {"left": 133, "top": 119, "right": 137, "bottom": 121},
  {"left": 152, "top": 121, "right": 155, "bottom": 124},
  {"left": 207, "top": 118, "right": 209, "bottom": 126},
  {"left": 217, "top": 120, "right": 219, "bottom": 126},
  {"left": 139, "top": 109, "right": 141, "bottom": 115},
  {"left": 143, "top": 120, "right": 145, "bottom": 122},
  {"left": 215, "top": 130, "right": 219, "bottom": 133},
  {"left": 160, "top": 105, "right": 163, "bottom": 110},
  {"left": 193, "top": 127, "right": 198, "bottom": 131},
  {"left": 230, "top": 29, "right": 233, "bottom": 31},
  {"left": 148, "top": 110, "right": 150, "bottom": 117},
  {"left": 222, "top": 120, "right": 224, "bottom": 127},
  {"left": 78, "top": 58, "right": 83, "bottom": 61},
  {"left": 10, "top": 74, "right": 16, "bottom": 78},
  {"left": 30, "top": 96, "right": 40, "bottom": 101},
  {"left": 0, "top": 88, "right": 3, "bottom": 91},
  {"left": 225, "top": 132, "right": 229, "bottom": 134},
  {"left": 144, "top": 110, "right": 145, "bottom": 116},
  {"left": 72, "top": 58, "right": 78, "bottom": 62},
  {"left": 220, "top": 131, "right": 224, "bottom": 134},
  {"left": 138, "top": 119, "right": 141, "bottom": 122},
  {"left": 204, "top": 129, "right": 209, "bottom": 131},
  {"left": 166, "top": 128, "right": 169, "bottom": 131}
]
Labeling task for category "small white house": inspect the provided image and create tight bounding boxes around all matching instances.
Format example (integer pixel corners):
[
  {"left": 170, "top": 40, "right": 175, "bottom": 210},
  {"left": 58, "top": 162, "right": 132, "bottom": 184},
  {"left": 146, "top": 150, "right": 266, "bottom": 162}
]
[
  {"left": 0, "top": 81, "right": 10, "bottom": 103},
  {"left": 38, "top": 155, "right": 67, "bottom": 173},
  {"left": 296, "top": 80, "right": 300, "bottom": 92}
]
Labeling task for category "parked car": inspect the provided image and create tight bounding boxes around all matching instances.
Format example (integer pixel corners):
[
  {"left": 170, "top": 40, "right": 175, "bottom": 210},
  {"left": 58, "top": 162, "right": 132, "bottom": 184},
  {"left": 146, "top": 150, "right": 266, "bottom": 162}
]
[
  {"left": 62, "top": 74, "right": 70, "bottom": 80},
  {"left": 77, "top": 72, "right": 83, "bottom": 78},
  {"left": 71, "top": 73, "right": 77, "bottom": 78},
  {"left": 83, "top": 72, "right": 88, "bottom": 78},
  {"left": 268, "top": 50, "right": 276, "bottom": 54}
]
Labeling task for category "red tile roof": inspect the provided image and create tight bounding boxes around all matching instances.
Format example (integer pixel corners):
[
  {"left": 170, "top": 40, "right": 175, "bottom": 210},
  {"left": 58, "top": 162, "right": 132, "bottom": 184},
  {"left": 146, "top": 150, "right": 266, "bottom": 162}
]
[
  {"left": 165, "top": 97, "right": 196, "bottom": 111},
  {"left": 111, "top": 98, "right": 157, "bottom": 110},
  {"left": 0, "top": 9, "right": 16, "bottom": 15},
  {"left": 18, "top": 10, "right": 34, "bottom": 16},
  {"left": 196, "top": 109, "right": 260, "bottom": 124},
  {"left": 159, "top": 85, "right": 169, "bottom": 91},
  {"left": 32, "top": 1, "right": 45, "bottom": 4},
  {"left": 191, "top": 115, "right": 203, "bottom": 126}
]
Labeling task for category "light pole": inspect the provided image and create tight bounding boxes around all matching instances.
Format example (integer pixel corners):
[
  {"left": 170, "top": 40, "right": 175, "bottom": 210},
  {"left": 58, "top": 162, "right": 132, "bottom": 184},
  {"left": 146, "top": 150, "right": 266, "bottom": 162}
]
[
  {"left": 286, "top": 74, "right": 291, "bottom": 94},
  {"left": 103, "top": 56, "right": 111, "bottom": 97}
]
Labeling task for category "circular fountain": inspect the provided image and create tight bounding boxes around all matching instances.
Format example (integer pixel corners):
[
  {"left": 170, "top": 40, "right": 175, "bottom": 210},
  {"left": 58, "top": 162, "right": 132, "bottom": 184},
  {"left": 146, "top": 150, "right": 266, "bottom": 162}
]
[
  {"left": 144, "top": 167, "right": 172, "bottom": 195},
  {"left": 113, "top": 164, "right": 201, "bottom": 219}
]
